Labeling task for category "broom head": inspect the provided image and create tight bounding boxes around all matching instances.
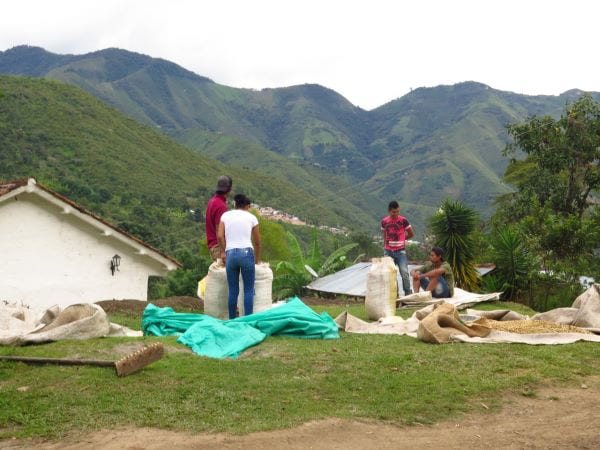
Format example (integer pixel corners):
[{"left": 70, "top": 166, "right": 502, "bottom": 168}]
[{"left": 114, "top": 342, "right": 164, "bottom": 376}]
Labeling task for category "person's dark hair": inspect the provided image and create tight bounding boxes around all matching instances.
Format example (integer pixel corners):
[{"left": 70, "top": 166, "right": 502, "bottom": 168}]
[
  {"left": 234, "top": 193, "right": 251, "bottom": 208},
  {"left": 431, "top": 246, "right": 444, "bottom": 261},
  {"left": 388, "top": 200, "right": 399, "bottom": 210},
  {"left": 216, "top": 175, "right": 233, "bottom": 194}
]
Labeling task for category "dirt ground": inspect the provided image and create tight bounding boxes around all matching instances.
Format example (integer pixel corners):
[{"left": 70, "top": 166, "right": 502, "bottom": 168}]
[
  {"left": 94, "top": 296, "right": 354, "bottom": 315},
  {"left": 95, "top": 296, "right": 203, "bottom": 314},
  {"left": 301, "top": 295, "right": 364, "bottom": 306},
  {"left": 4, "top": 383, "right": 599, "bottom": 450}
]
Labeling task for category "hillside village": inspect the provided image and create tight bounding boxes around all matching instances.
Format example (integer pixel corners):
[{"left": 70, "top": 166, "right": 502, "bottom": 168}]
[{"left": 254, "top": 204, "right": 349, "bottom": 235}]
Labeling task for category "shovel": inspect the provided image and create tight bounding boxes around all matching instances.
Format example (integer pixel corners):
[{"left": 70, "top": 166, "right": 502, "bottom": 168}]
[{"left": 0, "top": 342, "right": 164, "bottom": 376}]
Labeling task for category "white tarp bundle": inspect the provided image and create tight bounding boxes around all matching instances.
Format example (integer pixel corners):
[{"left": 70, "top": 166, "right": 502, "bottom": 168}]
[
  {"left": 0, "top": 302, "right": 141, "bottom": 345},
  {"left": 397, "top": 288, "right": 501, "bottom": 309},
  {"left": 336, "top": 284, "right": 600, "bottom": 345}
]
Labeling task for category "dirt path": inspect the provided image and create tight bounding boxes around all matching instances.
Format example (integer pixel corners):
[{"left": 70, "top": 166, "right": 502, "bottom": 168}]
[{"left": 3, "top": 383, "right": 599, "bottom": 450}]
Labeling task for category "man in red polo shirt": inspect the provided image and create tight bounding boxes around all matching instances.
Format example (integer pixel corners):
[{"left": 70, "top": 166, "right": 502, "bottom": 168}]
[
  {"left": 205, "top": 175, "right": 232, "bottom": 261},
  {"left": 381, "top": 200, "right": 414, "bottom": 296}
]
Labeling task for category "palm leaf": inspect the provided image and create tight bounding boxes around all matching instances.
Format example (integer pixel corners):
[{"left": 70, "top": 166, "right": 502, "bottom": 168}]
[
  {"left": 319, "top": 243, "right": 358, "bottom": 276},
  {"left": 491, "top": 227, "right": 531, "bottom": 299},
  {"left": 307, "top": 229, "right": 321, "bottom": 271},
  {"left": 430, "top": 199, "right": 480, "bottom": 290},
  {"left": 285, "top": 231, "right": 305, "bottom": 271}
]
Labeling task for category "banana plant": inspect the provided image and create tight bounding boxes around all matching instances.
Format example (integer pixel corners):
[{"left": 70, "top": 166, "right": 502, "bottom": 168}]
[{"left": 273, "top": 230, "right": 358, "bottom": 299}]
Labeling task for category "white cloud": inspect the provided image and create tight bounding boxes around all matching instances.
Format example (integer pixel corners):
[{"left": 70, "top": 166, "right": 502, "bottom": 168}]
[{"left": 1, "top": 0, "right": 599, "bottom": 109}]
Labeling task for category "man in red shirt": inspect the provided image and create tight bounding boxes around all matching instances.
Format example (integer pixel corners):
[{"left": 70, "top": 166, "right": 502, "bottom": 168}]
[
  {"left": 381, "top": 200, "right": 414, "bottom": 296},
  {"left": 205, "top": 175, "right": 232, "bottom": 261}
]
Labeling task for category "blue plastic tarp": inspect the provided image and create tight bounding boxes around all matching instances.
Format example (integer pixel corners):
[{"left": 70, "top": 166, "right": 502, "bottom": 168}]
[{"left": 142, "top": 297, "right": 339, "bottom": 359}]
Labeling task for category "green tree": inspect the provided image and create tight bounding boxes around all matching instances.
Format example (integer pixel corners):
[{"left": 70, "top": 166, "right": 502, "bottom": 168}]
[
  {"left": 253, "top": 212, "right": 292, "bottom": 262},
  {"left": 148, "top": 248, "right": 211, "bottom": 299},
  {"left": 504, "top": 95, "right": 600, "bottom": 219},
  {"left": 492, "top": 95, "right": 600, "bottom": 308},
  {"left": 429, "top": 199, "right": 480, "bottom": 291},
  {"left": 347, "top": 231, "right": 380, "bottom": 261}
]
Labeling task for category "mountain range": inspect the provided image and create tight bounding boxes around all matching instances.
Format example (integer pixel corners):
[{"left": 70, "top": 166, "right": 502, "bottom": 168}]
[
  {"left": 2, "top": 45, "right": 599, "bottom": 235},
  {"left": 0, "top": 75, "right": 377, "bottom": 261}
]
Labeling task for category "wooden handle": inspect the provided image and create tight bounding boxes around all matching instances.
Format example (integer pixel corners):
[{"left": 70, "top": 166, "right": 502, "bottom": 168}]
[{"left": 0, "top": 355, "right": 114, "bottom": 367}]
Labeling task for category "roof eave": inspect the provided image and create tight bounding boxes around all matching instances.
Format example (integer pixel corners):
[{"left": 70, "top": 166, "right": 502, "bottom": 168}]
[{"left": 0, "top": 178, "right": 182, "bottom": 270}]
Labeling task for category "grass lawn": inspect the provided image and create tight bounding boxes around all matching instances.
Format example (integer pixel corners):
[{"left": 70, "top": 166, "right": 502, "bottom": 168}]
[{"left": 1, "top": 300, "right": 599, "bottom": 439}]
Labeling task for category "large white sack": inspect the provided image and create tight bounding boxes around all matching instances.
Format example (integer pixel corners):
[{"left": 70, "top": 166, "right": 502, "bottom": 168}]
[
  {"left": 238, "top": 263, "right": 273, "bottom": 316},
  {"left": 204, "top": 261, "right": 273, "bottom": 319},
  {"left": 365, "top": 257, "right": 399, "bottom": 320},
  {"left": 204, "top": 261, "right": 229, "bottom": 319},
  {"left": 533, "top": 283, "right": 600, "bottom": 329}
]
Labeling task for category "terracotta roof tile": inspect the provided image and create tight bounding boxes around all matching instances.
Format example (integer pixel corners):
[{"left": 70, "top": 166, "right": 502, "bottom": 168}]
[{"left": 0, "top": 179, "right": 28, "bottom": 197}]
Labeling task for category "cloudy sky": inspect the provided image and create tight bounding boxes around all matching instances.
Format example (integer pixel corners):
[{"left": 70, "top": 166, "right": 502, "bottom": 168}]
[{"left": 1, "top": 0, "right": 598, "bottom": 109}]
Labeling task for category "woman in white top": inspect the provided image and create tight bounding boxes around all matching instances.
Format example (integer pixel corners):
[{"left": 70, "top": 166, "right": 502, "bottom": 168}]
[{"left": 217, "top": 194, "right": 261, "bottom": 318}]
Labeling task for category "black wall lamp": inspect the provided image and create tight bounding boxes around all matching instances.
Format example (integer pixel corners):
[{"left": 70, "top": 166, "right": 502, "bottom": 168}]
[{"left": 110, "top": 254, "right": 121, "bottom": 276}]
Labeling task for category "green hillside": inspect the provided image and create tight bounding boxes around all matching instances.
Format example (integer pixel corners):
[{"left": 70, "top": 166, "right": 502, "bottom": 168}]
[
  {"left": 365, "top": 83, "right": 600, "bottom": 229},
  {"left": 175, "top": 128, "right": 384, "bottom": 222},
  {"left": 0, "top": 76, "right": 378, "bottom": 259},
  {"left": 3, "top": 46, "right": 599, "bottom": 235},
  {"left": 0, "top": 46, "right": 373, "bottom": 179}
]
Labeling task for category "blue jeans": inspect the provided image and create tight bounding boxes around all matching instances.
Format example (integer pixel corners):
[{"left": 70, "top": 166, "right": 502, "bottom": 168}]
[
  {"left": 421, "top": 276, "right": 450, "bottom": 298},
  {"left": 384, "top": 249, "right": 412, "bottom": 296},
  {"left": 225, "top": 248, "right": 255, "bottom": 319}
]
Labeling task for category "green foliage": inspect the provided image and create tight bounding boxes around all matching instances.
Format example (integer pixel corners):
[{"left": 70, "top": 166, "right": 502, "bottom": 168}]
[
  {"left": 406, "top": 242, "right": 429, "bottom": 263},
  {"left": 470, "top": 227, "right": 494, "bottom": 264},
  {"left": 253, "top": 212, "right": 291, "bottom": 262},
  {"left": 489, "top": 227, "right": 532, "bottom": 300},
  {"left": 148, "top": 249, "right": 211, "bottom": 299},
  {"left": 429, "top": 199, "right": 480, "bottom": 291},
  {"left": 273, "top": 232, "right": 311, "bottom": 300},
  {"left": 0, "top": 74, "right": 373, "bottom": 271},
  {"left": 307, "top": 229, "right": 322, "bottom": 270},
  {"left": 273, "top": 231, "right": 358, "bottom": 299},
  {"left": 347, "top": 231, "right": 381, "bottom": 261},
  {"left": 504, "top": 95, "right": 600, "bottom": 218},
  {"left": 479, "top": 274, "right": 505, "bottom": 294},
  {"left": 6, "top": 47, "right": 600, "bottom": 238},
  {"left": 318, "top": 242, "right": 359, "bottom": 276},
  {"left": 490, "top": 95, "right": 600, "bottom": 310}
]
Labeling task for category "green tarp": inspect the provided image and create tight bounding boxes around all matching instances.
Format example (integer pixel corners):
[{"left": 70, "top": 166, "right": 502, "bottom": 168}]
[{"left": 142, "top": 297, "right": 339, "bottom": 359}]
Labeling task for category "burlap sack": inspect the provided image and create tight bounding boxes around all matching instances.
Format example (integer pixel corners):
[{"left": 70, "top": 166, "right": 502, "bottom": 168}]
[
  {"left": 465, "top": 309, "right": 529, "bottom": 321},
  {"left": 417, "top": 302, "right": 490, "bottom": 344},
  {"left": 533, "top": 284, "right": 600, "bottom": 329},
  {"left": 1, "top": 304, "right": 111, "bottom": 345}
]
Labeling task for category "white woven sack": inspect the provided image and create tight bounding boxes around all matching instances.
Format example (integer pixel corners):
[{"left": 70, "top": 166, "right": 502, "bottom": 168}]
[
  {"left": 365, "top": 257, "right": 399, "bottom": 320},
  {"left": 204, "top": 261, "right": 229, "bottom": 319},
  {"left": 238, "top": 263, "right": 273, "bottom": 316}
]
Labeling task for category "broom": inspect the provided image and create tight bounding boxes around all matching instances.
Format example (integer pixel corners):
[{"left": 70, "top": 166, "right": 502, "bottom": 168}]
[{"left": 0, "top": 342, "right": 164, "bottom": 376}]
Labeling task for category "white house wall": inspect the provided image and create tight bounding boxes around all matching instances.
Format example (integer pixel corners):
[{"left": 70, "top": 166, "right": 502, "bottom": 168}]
[{"left": 0, "top": 193, "right": 168, "bottom": 309}]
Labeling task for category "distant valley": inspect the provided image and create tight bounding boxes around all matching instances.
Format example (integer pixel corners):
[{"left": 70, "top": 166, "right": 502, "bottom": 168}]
[{"left": 2, "top": 45, "right": 599, "bottom": 235}]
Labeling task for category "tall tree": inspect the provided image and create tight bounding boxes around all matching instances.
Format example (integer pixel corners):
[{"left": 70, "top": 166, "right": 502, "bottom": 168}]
[
  {"left": 504, "top": 95, "right": 600, "bottom": 219},
  {"left": 493, "top": 95, "right": 600, "bottom": 307}
]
